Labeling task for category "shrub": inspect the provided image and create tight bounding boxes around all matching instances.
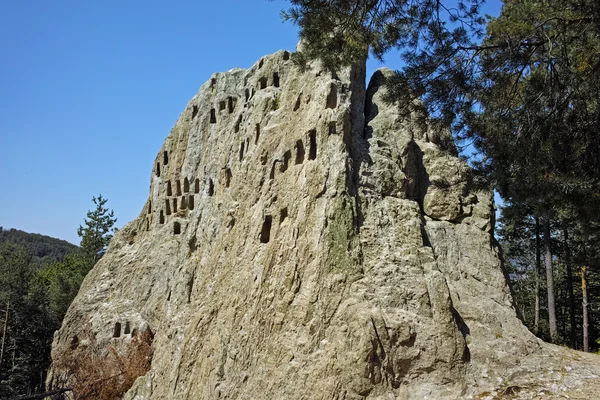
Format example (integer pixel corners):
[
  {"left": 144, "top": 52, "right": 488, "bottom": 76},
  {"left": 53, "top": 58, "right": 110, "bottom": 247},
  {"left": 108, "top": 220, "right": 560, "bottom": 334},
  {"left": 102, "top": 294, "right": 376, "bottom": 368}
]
[{"left": 52, "top": 319, "right": 153, "bottom": 399}]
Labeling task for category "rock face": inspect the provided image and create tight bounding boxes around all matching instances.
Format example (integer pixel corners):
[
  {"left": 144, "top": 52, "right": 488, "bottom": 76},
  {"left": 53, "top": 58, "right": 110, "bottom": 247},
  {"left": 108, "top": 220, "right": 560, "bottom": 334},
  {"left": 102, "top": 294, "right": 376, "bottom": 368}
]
[{"left": 49, "top": 50, "right": 599, "bottom": 399}]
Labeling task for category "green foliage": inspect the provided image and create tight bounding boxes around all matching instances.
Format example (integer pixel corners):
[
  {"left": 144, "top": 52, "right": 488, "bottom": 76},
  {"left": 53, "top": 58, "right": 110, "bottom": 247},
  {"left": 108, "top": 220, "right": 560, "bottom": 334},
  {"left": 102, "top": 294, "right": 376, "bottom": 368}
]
[
  {"left": 479, "top": 0, "right": 600, "bottom": 348},
  {"left": 30, "top": 254, "right": 91, "bottom": 321},
  {"left": 498, "top": 204, "right": 548, "bottom": 339},
  {"left": 283, "top": 0, "right": 487, "bottom": 130},
  {"left": 283, "top": 0, "right": 485, "bottom": 74},
  {"left": 0, "top": 228, "right": 78, "bottom": 271},
  {"left": 499, "top": 201, "right": 600, "bottom": 348},
  {"left": 77, "top": 194, "right": 117, "bottom": 263},
  {"left": 286, "top": 0, "right": 600, "bottom": 350},
  {"left": 473, "top": 0, "right": 600, "bottom": 215},
  {"left": 0, "top": 196, "right": 117, "bottom": 396},
  {"left": 0, "top": 244, "right": 33, "bottom": 306},
  {"left": 284, "top": 0, "right": 600, "bottom": 209},
  {"left": 0, "top": 244, "right": 55, "bottom": 396}
]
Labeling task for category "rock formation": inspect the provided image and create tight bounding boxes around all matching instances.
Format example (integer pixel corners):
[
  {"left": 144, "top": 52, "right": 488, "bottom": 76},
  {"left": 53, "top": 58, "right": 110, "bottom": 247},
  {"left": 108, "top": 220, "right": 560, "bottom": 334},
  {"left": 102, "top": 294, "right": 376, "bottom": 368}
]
[{"left": 49, "top": 49, "right": 600, "bottom": 399}]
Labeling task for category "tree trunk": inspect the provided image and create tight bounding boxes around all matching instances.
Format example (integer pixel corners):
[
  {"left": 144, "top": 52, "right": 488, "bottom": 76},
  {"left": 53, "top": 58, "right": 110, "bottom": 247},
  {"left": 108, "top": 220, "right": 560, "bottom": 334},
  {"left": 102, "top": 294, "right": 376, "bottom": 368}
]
[
  {"left": 14, "top": 388, "right": 73, "bottom": 400},
  {"left": 560, "top": 286, "right": 567, "bottom": 339},
  {"left": 563, "top": 225, "right": 577, "bottom": 348},
  {"left": 581, "top": 266, "right": 589, "bottom": 352},
  {"left": 11, "top": 338, "right": 15, "bottom": 368},
  {"left": 534, "top": 217, "right": 541, "bottom": 335},
  {"left": 0, "top": 301, "right": 8, "bottom": 371},
  {"left": 544, "top": 218, "right": 558, "bottom": 342}
]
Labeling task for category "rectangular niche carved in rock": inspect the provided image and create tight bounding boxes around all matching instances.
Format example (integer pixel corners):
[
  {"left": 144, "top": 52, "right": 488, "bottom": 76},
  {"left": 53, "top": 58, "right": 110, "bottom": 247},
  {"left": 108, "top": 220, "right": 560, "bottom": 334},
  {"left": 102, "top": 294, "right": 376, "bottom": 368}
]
[
  {"left": 239, "top": 141, "right": 245, "bottom": 162},
  {"left": 172, "top": 198, "right": 178, "bottom": 213},
  {"left": 113, "top": 322, "right": 121, "bottom": 338},
  {"left": 176, "top": 180, "right": 182, "bottom": 196},
  {"left": 160, "top": 210, "right": 165, "bottom": 224},
  {"left": 328, "top": 121, "right": 337, "bottom": 135},
  {"left": 180, "top": 196, "right": 187, "bottom": 210},
  {"left": 124, "top": 321, "right": 131, "bottom": 335},
  {"left": 167, "top": 180, "right": 172, "bottom": 196},
  {"left": 224, "top": 168, "right": 232, "bottom": 188},
  {"left": 156, "top": 162, "right": 161, "bottom": 177},
  {"left": 295, "top": 139, "right": 305, "bottom": 164},
  {"left": 195, "top": 178, "right": 200, "bottom": 194},
  {"left": 228, "top": 96, "right": 235, "bottom": 113},
  {"left": 211, "top": 78, "right": 216, "bottom": 89},
  {"left": 283, "top": 51, "right": 290, "bottom": 61},
  {"left": 269, "top": 161, "right": 277, "bottom": 179},
  {"left": 260, "top": 215, "right": 272, "bottom": 243},
  {"left": 235, "top": 115, "right": 242, "bottom": 133},
  {"left": 280, "top": 150, "right": 291, "bottom": 172},
  {"left": 255, "top": 124, "right": 260, "bottom": 144},
  {"left": 188, "top": 195, "right": 194, "bottom": 210},
  {"left": 208, "top": 178, "right": 214, "bottom": 196},
  {"left": 219, "top": 100, "right": 226, "bottom": 111},
  {"left": 148, "top": 200, "right": 152, "bottom": 214},
  {"left": 245, "top": 88, "right": 250, "bottom": 103},
  {"left": 273, "top": 72, "right": 280, "bottom": 88},
  {"left": 70, "top": 335, "right": 79, "bottom": 350},
  {"left": 184, "top": 177, "right": 190, "bottom": 193},
  {"left": 192, "top": 105, "right": 198, "bottom": 119},
  {"left": 210, "top": 108, "right": 216, "bottom": 123},
  {"left": 259, "top": 77, "right": 267, "bottom": 89},
  {"left": 308, "top": 130, "right": 317, "bottom": 160},
  {"left": 165, "top": 199, "right": 172, "bottom": 216},
  {"left": 294, "top": 93, "right": 302, "bottom": 111},
  {"left": 326, "top": 83, "right": 338, "bottom": 109},
  {"left": 280, "top": 207, "right": 288, "bottom": 224},
  {"left": 174, "top": 221, "right": 181, "bottom": 235},
  {"left": 164, "top": 151, "right": 169, "bottom": 165}
]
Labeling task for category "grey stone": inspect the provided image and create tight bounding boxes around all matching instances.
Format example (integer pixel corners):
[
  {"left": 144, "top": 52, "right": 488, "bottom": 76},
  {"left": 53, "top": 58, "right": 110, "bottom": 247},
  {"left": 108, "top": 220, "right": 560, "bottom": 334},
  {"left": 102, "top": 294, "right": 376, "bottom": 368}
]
[{"left": 48, "top": 50, "right": 600, "bottom": 399}]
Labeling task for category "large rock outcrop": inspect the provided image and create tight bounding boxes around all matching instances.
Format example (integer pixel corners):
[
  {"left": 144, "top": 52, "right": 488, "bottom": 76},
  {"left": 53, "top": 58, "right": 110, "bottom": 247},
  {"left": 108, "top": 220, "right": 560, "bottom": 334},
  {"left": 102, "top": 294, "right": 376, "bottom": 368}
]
[{"left": 49, "top": 49, "right": 600, "bottom": 399}]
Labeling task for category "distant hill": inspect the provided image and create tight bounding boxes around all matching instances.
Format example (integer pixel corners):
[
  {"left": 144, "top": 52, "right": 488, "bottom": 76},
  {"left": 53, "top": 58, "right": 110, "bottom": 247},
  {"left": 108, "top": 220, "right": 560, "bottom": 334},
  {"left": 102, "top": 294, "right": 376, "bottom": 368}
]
[{"left": 0, "top": 227, "right": 79, "bottom": 270}]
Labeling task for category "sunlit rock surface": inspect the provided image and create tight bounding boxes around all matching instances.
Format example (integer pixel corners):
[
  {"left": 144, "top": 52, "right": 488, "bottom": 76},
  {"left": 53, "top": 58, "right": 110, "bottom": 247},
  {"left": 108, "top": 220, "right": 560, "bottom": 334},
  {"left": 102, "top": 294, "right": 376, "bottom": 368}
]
[{"left": 49, "top": 50, "right": 600, "bottom": 400}]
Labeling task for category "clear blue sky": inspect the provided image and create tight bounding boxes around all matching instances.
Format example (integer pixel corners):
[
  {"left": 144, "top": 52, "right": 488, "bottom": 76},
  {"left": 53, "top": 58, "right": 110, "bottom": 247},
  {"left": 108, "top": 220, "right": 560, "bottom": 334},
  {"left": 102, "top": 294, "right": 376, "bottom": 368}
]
[{"left": 0, "top": 0, "right": 502, "bottom": 245}]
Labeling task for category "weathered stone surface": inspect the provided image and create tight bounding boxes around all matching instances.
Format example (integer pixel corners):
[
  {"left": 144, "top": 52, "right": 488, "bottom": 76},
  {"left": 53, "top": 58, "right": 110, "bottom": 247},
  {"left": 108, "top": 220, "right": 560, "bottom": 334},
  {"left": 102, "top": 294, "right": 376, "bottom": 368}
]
[{"left": 49, "top": 51, "right": 600, "bottom": 399}]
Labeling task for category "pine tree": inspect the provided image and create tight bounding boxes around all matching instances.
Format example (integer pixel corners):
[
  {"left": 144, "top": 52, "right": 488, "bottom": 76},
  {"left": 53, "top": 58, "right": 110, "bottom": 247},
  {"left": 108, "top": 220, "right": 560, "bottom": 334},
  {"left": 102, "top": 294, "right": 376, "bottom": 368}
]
[
  {"left": 0, "top": 244, "right": 55, "bottom": 396},
  {"left": 77, "top": 195, "right": 117, "bottom": 263},
  {"left": 284, "top": 0, "right": 600, "bottom": 348}
]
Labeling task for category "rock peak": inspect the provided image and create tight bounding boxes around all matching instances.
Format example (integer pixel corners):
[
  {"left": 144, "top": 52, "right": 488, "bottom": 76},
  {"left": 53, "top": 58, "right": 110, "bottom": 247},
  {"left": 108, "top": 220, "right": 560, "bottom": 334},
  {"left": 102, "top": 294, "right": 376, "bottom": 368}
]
[{"left": 48, "top": 49, "right": 600, "bottom": 399}]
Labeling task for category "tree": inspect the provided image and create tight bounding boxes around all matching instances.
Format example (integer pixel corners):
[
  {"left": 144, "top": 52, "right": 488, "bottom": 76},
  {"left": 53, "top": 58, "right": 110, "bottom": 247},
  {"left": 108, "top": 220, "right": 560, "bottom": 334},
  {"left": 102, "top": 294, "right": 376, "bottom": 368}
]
[
  {"left": 284, "top": 0, "right": 600, "bottom": 202},
  {"left": 0, "top": 199, "right": 118, "bottom": 396},
  {"left": 284, "top": 0, "right": 600, "bottom": 347},
  {"left": 0, "top": 228, "right": 78, "bottom": 270},
  {"left": 0, "top": 245, "right": 31, "bottom": 375},
  {"left": 30, "top": 254, "right": 90, "bottom": 322},
  {"left": 0, "top": 244, "right": 54, "bottom": 396},
  {"left": 562, "top": 222, "right": 577, "bottom": 348},
  {"left": 472, "top": 0, "right": 600, "bottom": 343},
  {"left": 77, "top": 195, "right": 117, "bottom": 263},
  {"left": 285, "top": 0, "right": 600, "bottom": 168}
]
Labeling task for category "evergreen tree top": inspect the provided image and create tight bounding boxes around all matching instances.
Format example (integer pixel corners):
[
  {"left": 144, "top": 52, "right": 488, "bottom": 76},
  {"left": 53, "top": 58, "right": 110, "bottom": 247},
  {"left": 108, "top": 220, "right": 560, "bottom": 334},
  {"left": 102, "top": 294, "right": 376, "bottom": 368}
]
[{"left": 77, "top": 195, "right": 117, "bottom": 263}]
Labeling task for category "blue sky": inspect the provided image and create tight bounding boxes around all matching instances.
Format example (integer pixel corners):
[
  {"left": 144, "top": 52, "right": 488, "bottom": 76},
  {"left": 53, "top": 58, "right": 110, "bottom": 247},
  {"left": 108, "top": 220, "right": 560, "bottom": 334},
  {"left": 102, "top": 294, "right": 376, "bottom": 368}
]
[{"left": 0, "top": 0, "right": 502, "bottom": 245}]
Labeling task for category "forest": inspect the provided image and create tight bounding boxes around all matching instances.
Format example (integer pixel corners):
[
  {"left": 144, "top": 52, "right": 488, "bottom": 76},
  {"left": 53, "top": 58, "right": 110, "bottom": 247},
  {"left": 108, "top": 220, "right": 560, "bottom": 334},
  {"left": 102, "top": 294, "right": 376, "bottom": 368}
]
[
  {"left": 285, "top": 0, "right": 599, "bottom": 350},
  {"left": 0, "top": 196, "right": 116, "bottom": 398}
]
